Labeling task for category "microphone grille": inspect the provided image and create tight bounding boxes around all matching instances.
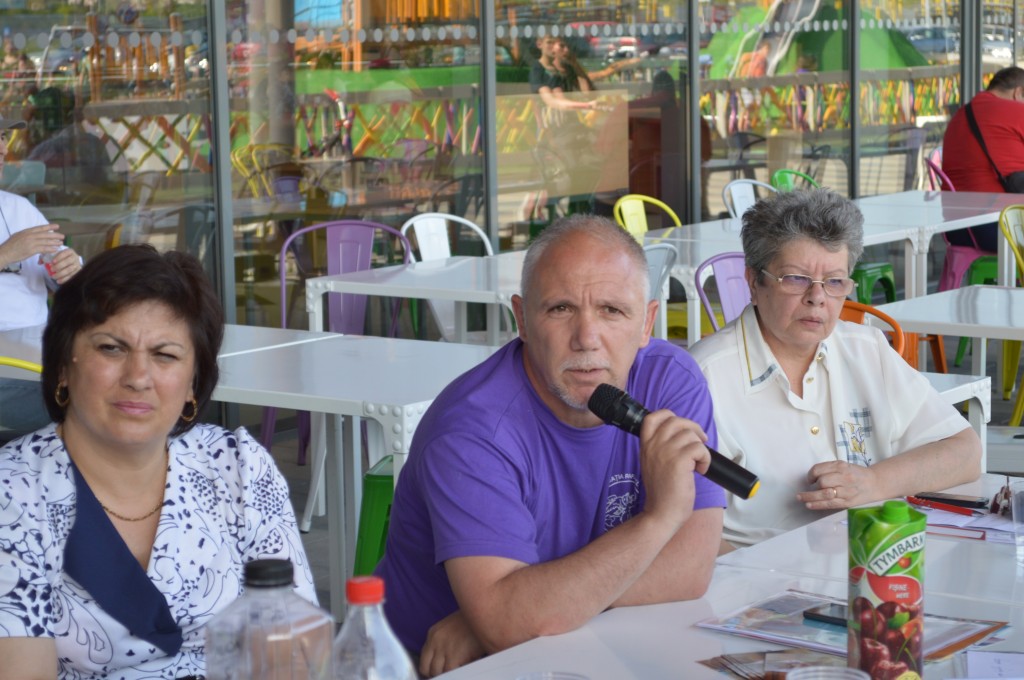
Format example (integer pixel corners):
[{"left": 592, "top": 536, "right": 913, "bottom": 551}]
[{"left": 587, "top": 383, "right": 622, "bottom": 420}]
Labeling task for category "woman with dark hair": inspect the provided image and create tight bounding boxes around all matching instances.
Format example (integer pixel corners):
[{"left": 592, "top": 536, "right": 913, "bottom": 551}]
[{"left": 0, "top": 245, "right": 316, "bottom": 679}]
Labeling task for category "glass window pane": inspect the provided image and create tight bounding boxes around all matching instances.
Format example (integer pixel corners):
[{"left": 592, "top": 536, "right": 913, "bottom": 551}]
[
  {"left": 701, "top": 1, "right": 852, "bottom": 216},
  {"left": 229, "top": 1, "right": 484, "bottom": 331},
  {"left": 496, "top": 3, "right": 691, "bottom": 236},
  {"left": 859, "top": 7, "right": 959, "bottom": 197},
  {"left": 0, "top": 8, "right": 216, "bottom": 277}
]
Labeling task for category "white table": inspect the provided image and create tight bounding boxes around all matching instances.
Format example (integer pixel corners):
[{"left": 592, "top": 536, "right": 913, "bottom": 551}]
[
  {"left": 877, "top": 285, "right": 1024, "bottom": 473},
  {"left": 215, "top": 332, "right": 498, "bottom": 619},
  {"left": 876, "top": 286, "right": 1024, "bottom": 380},
  {"left": 923, "top": 371, "right": 992, "bottom": 466},
  {"left": 305, "top": 252, "right": 524, "bottom": 345},
  {"left": 439, "top": 476, "right": 1022, "bottom": 679},
  {"left": 858, "top": 190, "right": 1024, "bottom": 299},
  {"left": 715, "top": 475, "right": 1014, "bottom": 605}
]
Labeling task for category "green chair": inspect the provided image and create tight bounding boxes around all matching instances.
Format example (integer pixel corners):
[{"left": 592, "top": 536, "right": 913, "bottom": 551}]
[
  {"left": 850, "top": 262, "right": 897, "bottom": 305},
  {"left": 353, "top": 455, "right": 395, "bottom": 576},
  {"left": 953, "top": 256, "right": 998, "bottom": 367},
  {"left": 769, "top": 168, "right": 818, "bottom": 191}
]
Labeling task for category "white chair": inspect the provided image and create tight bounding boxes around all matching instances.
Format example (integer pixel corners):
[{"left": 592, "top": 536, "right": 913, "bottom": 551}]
[
  {"left": 722, "top": 179, "right": 777, "bottom": 219},
  {"left": 402, "top": 211, "right": 493, "bottom": 261},
  {"left": 643, "top": 243, "right": 677, "bottom": 339},
  {"left": 643, "top": 243, "right": 677, "bottom": 300},
  {"left": 400, "top": 212, "right": 514, "bottom": 343}
]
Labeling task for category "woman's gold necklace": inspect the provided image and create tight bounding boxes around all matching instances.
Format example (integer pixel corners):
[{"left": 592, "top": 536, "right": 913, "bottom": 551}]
[
  {"left": 58, "top": 425, "right": 168, "bottom": 522},
  {"left": 100, "top": 494, "right": 165, "bottom": 522}
]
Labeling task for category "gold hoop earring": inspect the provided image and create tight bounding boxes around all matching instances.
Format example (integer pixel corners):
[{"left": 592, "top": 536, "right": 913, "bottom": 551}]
[
  {"left": 55, "top": 383, "right": 70, "bottom": 408},
  {"left": 181, "top": 397, "right": 198, "bottom": 423}
]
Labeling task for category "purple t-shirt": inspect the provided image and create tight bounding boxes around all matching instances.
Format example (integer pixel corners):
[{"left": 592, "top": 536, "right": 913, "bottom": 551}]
[{"left": 376, "top": 338, "right": 724, "bottom": 653}]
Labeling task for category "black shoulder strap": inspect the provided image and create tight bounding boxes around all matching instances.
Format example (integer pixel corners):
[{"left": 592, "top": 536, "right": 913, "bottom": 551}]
[{"left": 963, "top": 103, "right": 1008, "bottom": 185}]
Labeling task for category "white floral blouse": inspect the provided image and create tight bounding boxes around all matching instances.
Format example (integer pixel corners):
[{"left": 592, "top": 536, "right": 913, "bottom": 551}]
[{"left": 0, "top": 423, "right": 318, "bottom": 679}]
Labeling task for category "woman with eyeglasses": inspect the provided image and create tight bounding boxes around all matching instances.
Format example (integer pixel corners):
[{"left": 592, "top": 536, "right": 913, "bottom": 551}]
[
  {"left": 689, "top": 188, "right": 981, "bottom": 552},
  {"left": 0, "top": 114, "right": 82, "bottom": 433}
]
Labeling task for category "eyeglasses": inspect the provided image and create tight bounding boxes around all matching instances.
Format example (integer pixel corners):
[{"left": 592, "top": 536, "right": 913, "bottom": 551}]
[{"left": 761, "top": 270, "right": 857, "bottom": 298}]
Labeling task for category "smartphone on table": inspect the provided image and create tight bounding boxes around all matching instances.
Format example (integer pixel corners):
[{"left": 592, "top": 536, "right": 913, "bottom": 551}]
[
  {"left": 802, "top": 603, "right": 848, "bottom": 628},
  {"left": 913, "top": 492, "right": 989, "bottom": 509}
]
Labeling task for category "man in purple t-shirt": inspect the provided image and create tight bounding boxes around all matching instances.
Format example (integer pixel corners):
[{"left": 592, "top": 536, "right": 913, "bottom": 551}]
[{"left": 377, "top": 214, "right": 726, "bottom": 676}]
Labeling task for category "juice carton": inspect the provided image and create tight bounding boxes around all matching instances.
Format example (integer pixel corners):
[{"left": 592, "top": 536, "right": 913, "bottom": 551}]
[{"left": 848, "top": 500, "right": 926, "bottom": 680}]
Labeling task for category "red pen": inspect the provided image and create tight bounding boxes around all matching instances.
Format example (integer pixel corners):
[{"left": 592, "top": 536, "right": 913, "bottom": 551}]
[{"left": 906, "top": 495, "right": 977, "bottom": 516}]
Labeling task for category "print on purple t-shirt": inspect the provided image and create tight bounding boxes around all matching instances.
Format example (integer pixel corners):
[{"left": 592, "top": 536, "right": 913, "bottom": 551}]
[{"left": 376, "top": 338, "right": 724, "bottom": 653}]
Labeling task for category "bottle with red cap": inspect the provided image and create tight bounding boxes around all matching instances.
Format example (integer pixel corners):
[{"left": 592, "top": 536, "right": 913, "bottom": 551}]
[{"left": 332, "top": 576, "right": 417, "bottom": 680}]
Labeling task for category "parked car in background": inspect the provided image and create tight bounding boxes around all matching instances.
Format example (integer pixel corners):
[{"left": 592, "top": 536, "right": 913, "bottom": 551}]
[{"left": 900, "top": 25, "right": 960, "bottom": 64}]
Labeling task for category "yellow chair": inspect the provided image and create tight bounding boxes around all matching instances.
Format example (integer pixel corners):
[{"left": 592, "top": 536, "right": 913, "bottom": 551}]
[
  {"left": 997, "top": 205, "right": 1024, "bottom": 425},
  {"left": 0, "top": 357, "right": 42, "bottom": 374},
  {"left": 230, "top": 144, "right": 262, "bottom": 198},
  {"left": 613, "top": 193, "right": 682, "bottom": 243},
  {"left": 250, "top": 143, "right": 297, "bottom": 198},
  {"left": 0, "top": 357, "right": 43, "bottom": 445}
]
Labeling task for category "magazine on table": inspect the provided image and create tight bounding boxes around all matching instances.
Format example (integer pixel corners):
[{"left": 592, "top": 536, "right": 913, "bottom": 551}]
[{"left": 697, "top": 590, "right": 1006, "bottom": 661}]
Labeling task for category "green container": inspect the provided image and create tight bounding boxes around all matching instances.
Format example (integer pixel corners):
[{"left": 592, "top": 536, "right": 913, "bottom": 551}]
[{"left": 847, "top": 500, "right": 926, "bottom": 680}]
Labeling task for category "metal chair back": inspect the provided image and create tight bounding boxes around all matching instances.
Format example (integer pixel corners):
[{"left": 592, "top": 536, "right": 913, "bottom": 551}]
[
  {"left": 722, "top": 179, "right": 777, "bottom": 219},
  {"left": 613, "top": 194, "right": 682, "bottom": 242},
  {"left": 643, "top": 243, "right": 677, "bottom": 304},
  {"left": 279, "top": 219, "right": 411, "bottom": 335},
  {"left": 924, "top": 156, "right": 955, "bottom": 192},
  {"left": 694, "top": 252, "right": 749, "bottom": 332},
  {"left": 839, "top": 299, "right": 906, "bottom": 359},
  {"left": 401, "top": 212, "right": 510, "bottom": 343},
  {"left": 770, "top": 169, "right": 820, "bottom": 191}
]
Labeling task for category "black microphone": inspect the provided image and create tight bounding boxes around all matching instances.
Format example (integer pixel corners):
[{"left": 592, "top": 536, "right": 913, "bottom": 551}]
[{"left": 588, "top": 383, "right": 760, "bottom": 500}]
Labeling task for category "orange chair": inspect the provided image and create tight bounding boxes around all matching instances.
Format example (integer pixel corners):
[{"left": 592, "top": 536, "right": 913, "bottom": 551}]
[{"left": 839, "top": 299, "right": 907, "bottom": 362}]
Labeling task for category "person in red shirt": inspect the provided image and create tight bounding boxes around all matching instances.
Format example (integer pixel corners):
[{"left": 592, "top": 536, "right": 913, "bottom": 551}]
[{"left": 942, "top": 66, "right": 1024, "bottom": 251}]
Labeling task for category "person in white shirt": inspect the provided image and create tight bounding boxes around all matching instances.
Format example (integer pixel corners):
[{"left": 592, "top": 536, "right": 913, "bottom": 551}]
[
  {"left": 0, "top": 113, "right": 82, "bottom": 431},
  {"left": 688, "top": 188, "right": 982, "bottom": 551}
]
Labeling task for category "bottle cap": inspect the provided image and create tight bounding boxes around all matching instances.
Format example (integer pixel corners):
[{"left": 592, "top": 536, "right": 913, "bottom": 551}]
[
  {"left": 346, "top": 576, "right": 385, "bottom": 605},
  {"left": 244, "top": 558, "right": 294, "bottom": 587},
  {"left": 881, "top": 499, "right": 910, "bottom": 523}
]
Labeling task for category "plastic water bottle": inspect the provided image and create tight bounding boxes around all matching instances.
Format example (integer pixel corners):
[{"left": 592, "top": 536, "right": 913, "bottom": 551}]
[
  {"left": 205, "top": 558, "right": 334, "bottom": 680},
  {"left": 332, "top": 576, "right": 417, "bottom": 680}
]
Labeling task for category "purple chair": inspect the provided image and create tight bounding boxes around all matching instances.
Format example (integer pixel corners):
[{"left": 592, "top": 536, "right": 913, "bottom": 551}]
[
  {"left": 260, "top": 220, "right": 412, "bottom": 463},
  {"left": 694, "top": 252, "right": 750, "bottom": 333}
]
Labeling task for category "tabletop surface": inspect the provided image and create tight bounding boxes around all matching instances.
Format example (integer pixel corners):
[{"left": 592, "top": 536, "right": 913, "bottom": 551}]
[
  {"left": 219, "top": 324, "right": 336, "bottom": 357},
  {"left": 215, "top": 333, "right": 498, "bottom": 411},
  {"left": 438, "top": 476, "right": 1020, "bottom": 679},
  {"left": 307, "top": 251, "right": 526, "bottom": 302},
  {"left": 0, "top": 324, "right": 337, "bottom": 364},
  {"left": 876, "top": 285, "right": 1024, "bottom": 337}
]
